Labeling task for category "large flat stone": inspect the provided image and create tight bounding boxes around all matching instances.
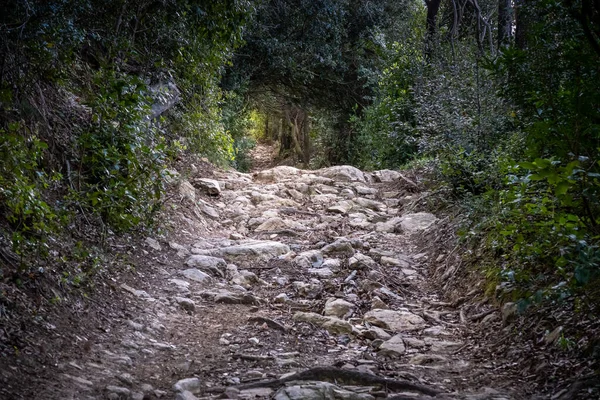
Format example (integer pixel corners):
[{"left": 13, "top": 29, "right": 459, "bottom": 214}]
[
  {"left": 363, "top": 309, "right": 426, "bottom": 332},
  {"left": 181, "top": 269, "right": 212, "bottom": 283},
  {"left": 398, "top": 212, "right": 437, "bottom": 232},
  {"left": 293, "top": 312, "right": 352, "bottom": 334},
  {"left": 185, "top": 255, "right": 226, "bottom": 277},
  {"left": 373, "top": 169, "right": 403, "bottom": 182},
  {"left": 192, "top": 240, "right": 290, "bottom": 260},
  {"left": 254, "top": 166, "right": 302, "bottom": 182},
  {"left": 317, "top": 165, "right": 366, "bottom": 182}
]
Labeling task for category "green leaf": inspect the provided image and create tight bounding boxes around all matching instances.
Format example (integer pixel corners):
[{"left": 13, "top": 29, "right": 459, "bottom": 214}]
[
  {"left": 555, "top": 181, "right": 570, "bottom": 196},
  {"left": 519, "top": 162, "right": 536, "bottom": 170},
  {"left": 534, "top": 158, "right": 552, "bottom": 168}
]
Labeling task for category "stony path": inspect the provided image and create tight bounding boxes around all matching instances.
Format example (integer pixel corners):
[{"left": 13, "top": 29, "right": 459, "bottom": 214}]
[{"left": 53, "top": 165, "right": 519, "bottom": 400}]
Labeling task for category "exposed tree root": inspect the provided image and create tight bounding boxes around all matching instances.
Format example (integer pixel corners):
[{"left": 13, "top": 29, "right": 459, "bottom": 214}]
[{"left": 233, "top": 366, "right": 442, "bottom": 396}]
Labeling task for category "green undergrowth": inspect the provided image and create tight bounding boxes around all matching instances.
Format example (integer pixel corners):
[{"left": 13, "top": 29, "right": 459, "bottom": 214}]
[{"left": 0, "top": 0, "right": 251, "bottom": 289}]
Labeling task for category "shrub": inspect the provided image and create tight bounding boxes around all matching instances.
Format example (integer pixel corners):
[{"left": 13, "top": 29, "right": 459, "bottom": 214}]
[{"left": 0, "top": 125, "right": 59, "bottom": 260}]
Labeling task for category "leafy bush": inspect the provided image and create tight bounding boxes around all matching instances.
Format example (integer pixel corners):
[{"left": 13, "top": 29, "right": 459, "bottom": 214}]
[
  {"left": 0, "top": 126, "right": 59, "bottom": 259},
  {"left": 74, "top": 71, "right": 169, "bottom": 232},
  {"left": 347, "top": 13, "right": 423, "bottom": 170},
  {"left": 481, "top": 157, "right": 600, "bottom": 296},
  {"left": 0, "top": 0, "right": 251, "bottom": 267}
]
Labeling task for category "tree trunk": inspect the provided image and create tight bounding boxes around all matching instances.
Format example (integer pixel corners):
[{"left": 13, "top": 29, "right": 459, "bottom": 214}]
[
  {"left": 515, "top": 0, "right": 528, "bottom": 49},
  {"left": 282, "top": 105, "right": 303, "bottom": 161},
  {"left": 425, "top": 0, "right": 442, "bottom": 36},
  {"left": 498, "top": 0, "right": 512, "bottom": 48},
  {"left": 265, "top": 114, "right": 270, "bottom": 143},
  {"left": 301, "top": 111, "right": 310, "bottom": 166},
  {"left": 424, "top": 0, "right": 442, "bottom": 58}
]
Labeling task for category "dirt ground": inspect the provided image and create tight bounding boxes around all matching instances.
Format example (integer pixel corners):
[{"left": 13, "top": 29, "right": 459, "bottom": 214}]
[{"left": 0, "top": 144, "right": 598, "bottom": 400}]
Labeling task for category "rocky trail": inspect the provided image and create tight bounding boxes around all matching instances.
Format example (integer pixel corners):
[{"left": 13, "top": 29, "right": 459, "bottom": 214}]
[{"left": 5, "top": 158, "right": 558, "bottom": 400}]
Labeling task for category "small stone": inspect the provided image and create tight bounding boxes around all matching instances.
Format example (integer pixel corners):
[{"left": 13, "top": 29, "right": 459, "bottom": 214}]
[
  {"left": 173, "top": 377, "right": 201, "bottom": 393},
  {"left": 175, "top": 297, "right": 196, "bottom": 312},
  {"left": 145, "top": 237, "right": 162, "bottom": 251},
  {"left": 200, "top": 203, "right": 220, "bottom": 219},
  {"left": 169, "top": 279, "right": 190, "bottom": 289},
  {"left": 321, "top": 239, "right": 355, "bottom": 257},
  {"left": 179, "top": 181, "right": 196, "bottom": 203},
  {"left": 255, "top": 217, "right": 288, "bottom": 232},
  {"left": 481, "top": 312, "right": 499, "bottom": 324},
  {"left": 175, "top": 391, "right": 199, "bottom": 400},
  {"left": 353, "top": 197, "right": 386, "bottom": 211},
  {"left": 378, "top": 334, "right": 406, "bottom": 357},
  {"left": 370, "top": 296, "right": 388, "bottom": 310},
  {"left": 322, "top": 258, "right": 341, "bottom": 269},
  {"left": 287, "top": 188, "right": 304, "bottom": 200},
  {"left": 327, "top": 201, "right": 354, "bottom": 214},
  {"left": 195, "top": 178, "right": 221, "bottom": 196},
  {"left": 225, "top": 387, "right": 241, "bottom": 398},
  {"left": 362, "top": 326, "right": 391, "bottom": 341},
  {"left": 423, "top": 326, "right": 451, "bottom": 337},
  {"left": 292, "top": 280, "right": 322, "bottom": 299},
  {"left": 193, "top": 240, "right": 290, "bottom": 259},
  {"left": 380, "top": 256, "right": 411, "bottom": 268},
  {"left": 308, "top": 267, "right": 333, "bottom": 278},
  {"left": 356, "top": 364, "right": 377, "bottom": 375},
  {"left": 323, "top": 298, "right": 354, "bottom": 319},
  {"left": 274, "top": 293, "right": 290, "bottom": 303},
  {"left": 248, "top": 337, "right": 260, "bottom": 345},
  {"left": 296, "top": 250, "right": 324, "bottom": 269},
  {"left": 140, "top": 383, "right": 154, "bottom": 393},
  {"left": 152, "top": 342, "right": 175, "bottom": 351},
  {"left": 501, "top": 302, "right": 518, "bottom": 324},
  {"left": 181, "top": 268, "right": 212, "bottom": 283},
  {"left": 348, "top": 253, "right": 376, "bottom": 270},
  {"left": 170, "top": 242, "right": 190, "bottom": 256}
]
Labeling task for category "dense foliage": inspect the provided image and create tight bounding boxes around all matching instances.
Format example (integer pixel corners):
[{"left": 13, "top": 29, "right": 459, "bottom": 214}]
[
  {"left": 224, "top": 0, "right": 412, "bottom": 166},
  {"left": 0, "top": 0, "right": 250, "bottom": 271},
  {"left": 346, "top": 0, "right": 600, "bottom": 303}
]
